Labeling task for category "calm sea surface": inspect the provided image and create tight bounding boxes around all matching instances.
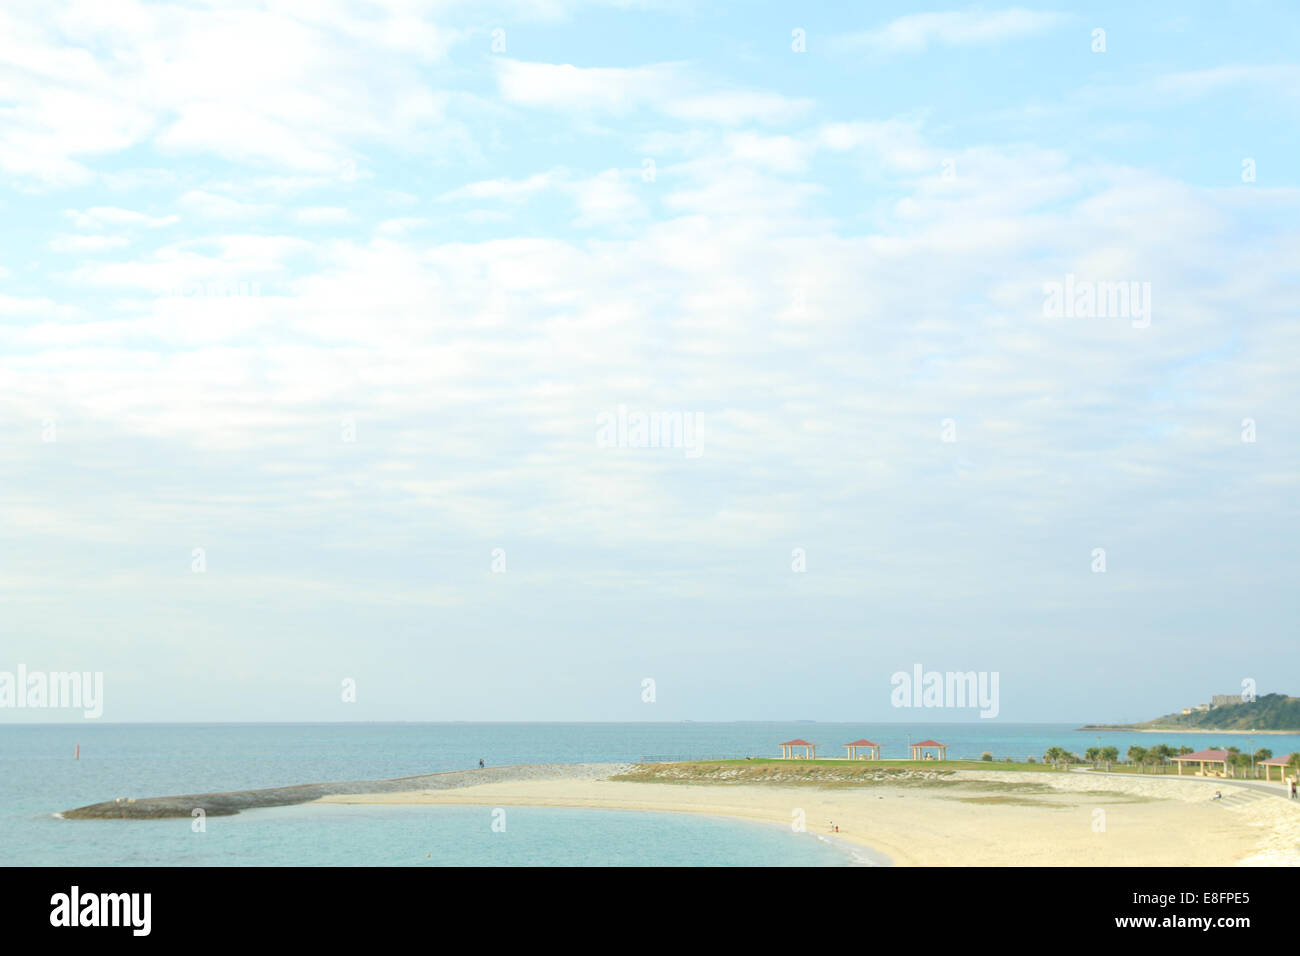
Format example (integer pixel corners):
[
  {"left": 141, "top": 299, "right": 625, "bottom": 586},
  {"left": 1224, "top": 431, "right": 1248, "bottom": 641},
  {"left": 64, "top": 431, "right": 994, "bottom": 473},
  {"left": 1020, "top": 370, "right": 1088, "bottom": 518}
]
[{"left": 4, "top": 722, "right": 1296, "bottom": 866}]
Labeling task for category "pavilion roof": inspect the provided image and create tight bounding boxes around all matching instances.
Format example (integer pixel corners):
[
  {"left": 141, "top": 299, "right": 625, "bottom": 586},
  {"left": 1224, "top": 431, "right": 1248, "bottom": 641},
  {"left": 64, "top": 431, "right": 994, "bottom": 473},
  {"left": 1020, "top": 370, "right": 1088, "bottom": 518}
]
[
  {"left": 846, "top": 739, "right": 879, "bottom": 747},
  {"left": 1259, "top": 753, "right": 1298, "bottom": 766},
  {"left": 780, "top": 738, "right": 814, "bottom": 747},
  {"left": 914, "top": 739, "right": 944, "bottom": 747},
  {"left": 1171, "top": 749, "right": 1229, "bottom": 761}
]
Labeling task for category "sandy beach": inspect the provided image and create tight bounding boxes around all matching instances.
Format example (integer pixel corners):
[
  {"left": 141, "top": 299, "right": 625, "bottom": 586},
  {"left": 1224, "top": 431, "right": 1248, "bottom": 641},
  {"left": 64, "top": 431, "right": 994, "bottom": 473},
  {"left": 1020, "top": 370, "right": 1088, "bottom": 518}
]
[{"left": 318, "top": 765, "right": 1300, "bottom": 866}]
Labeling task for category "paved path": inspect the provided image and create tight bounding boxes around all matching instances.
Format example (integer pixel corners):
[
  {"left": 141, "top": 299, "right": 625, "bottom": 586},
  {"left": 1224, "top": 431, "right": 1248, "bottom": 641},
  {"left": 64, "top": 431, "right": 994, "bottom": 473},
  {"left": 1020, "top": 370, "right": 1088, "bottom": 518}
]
[{"left": 1073, "top": 767, "right": 1299, "bottom": 803}]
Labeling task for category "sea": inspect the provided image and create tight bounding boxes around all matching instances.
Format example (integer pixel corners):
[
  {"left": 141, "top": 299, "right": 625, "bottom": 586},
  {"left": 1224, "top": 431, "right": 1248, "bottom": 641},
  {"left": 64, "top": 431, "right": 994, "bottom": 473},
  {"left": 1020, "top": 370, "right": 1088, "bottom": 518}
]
[{"left": 4, "top": 722, "right": 1297, "bottom": 867}]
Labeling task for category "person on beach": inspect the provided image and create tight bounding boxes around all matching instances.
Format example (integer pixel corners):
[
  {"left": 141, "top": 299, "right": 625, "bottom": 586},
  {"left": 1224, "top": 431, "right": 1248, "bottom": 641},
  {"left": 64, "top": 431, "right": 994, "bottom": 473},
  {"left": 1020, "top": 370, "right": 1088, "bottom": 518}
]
[{"left": 479, "top": 759, "right": 485, "bottom": 769}]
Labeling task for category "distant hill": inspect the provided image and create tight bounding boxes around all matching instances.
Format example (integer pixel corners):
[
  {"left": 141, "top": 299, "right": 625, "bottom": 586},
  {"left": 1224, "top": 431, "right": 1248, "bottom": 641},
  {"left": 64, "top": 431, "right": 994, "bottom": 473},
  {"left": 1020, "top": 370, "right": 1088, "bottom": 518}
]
[{"left": 1081, "top": 693, "right": 1300, "bottom": 732}]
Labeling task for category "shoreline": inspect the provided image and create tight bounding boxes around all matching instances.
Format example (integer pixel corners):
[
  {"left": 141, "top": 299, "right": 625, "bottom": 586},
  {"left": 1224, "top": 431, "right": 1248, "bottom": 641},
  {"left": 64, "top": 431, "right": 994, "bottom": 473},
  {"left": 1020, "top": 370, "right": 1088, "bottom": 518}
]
[
  {"left": 1078, "top": 726, "right": 1300, "bottom": 735},
  {"left": 316, "top": 765, "right": 1300, "bottom": 867},
  {"left": 59, "top": 761, "right": 1300, "bottom": 866}
]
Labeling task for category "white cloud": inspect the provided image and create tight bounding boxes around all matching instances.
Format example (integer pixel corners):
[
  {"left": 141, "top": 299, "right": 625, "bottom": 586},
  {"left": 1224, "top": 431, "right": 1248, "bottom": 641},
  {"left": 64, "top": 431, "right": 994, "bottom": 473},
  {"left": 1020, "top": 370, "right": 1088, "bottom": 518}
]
[
  {"left": 571, "top": 169, "right": 647, "bottom": 224},
  {"left": 0, "top": 293, "right": 85, "bottom": 320},
  {"left": 837, "top": 8, "right": 1072, "bottom": 54},
  {"left": 440, "top": 170, "right": 563, "bottom": 202},
  {"left": 178, "top": 190, "right": 274, "bottom": 221},
  {"left": 495, "top": 59, "right": 680, "bottom": 112},
  {"left": 495, "top": 58, "right": 809, "bottom": 125},
  {"left": 48, "top": 233, "right": 130, "bottom": 253},
  {"left": 439, "top": 167, "right": 646, "bottom": 226},
  {"left": 294, "top": 206, "right": 356, "bottom": 225},
  {"left": 375, "top": 217, "right": 431, "bottom": 236},
  {"left": 724, "top": 132, "right": 816, "bottom": 173},
  {"left": 64, "top": 206, "right": 179, "bottom": 230},
  {"left": 0, "top": 1, "right": 465, "bottom": 183},
  {"left": 664, "top": 91, "right": 812, "bottom": 125}
]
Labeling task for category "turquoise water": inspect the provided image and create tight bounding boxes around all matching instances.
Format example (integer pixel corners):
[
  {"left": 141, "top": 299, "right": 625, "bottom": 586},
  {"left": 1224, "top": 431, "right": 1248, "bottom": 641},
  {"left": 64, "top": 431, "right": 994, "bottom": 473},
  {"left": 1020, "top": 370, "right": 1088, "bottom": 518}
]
[
  {"left": 21, "top": 803, "right": 854, "bottom": 867},
  {"left": 4, "top": 722, "right": 1296, "bottom": 866}
]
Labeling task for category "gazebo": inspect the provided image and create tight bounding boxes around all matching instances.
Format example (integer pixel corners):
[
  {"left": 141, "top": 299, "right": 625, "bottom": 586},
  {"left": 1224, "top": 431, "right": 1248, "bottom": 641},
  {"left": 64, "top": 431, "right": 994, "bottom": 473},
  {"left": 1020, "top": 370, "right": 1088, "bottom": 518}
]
[
  {"left": 1171, "top": 748, "right": 1229, "bottom": 777},
  {"left": 844, "top": 739, "right": 881, "bottom": 760},
  {"left": 1259, "top": 753, "right": 1298, "bottom": 783},
  {"left": 779, "top": 738, "right": 816, "bottom": 760},
  {"left": 909, "top": 739, "right": 947, "bottom": 761}
]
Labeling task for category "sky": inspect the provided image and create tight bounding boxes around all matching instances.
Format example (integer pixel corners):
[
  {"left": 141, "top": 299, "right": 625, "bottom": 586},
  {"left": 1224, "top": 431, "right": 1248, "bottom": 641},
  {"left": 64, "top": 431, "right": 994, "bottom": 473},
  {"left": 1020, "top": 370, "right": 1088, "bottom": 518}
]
[{"left": 1, "top": 0, "right": 1297, "bottom": 724}]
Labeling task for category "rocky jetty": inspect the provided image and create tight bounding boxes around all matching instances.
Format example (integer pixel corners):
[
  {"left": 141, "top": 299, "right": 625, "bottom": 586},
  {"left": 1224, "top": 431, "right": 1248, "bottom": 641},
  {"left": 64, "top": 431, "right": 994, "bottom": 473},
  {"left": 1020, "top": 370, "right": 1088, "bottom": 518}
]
[{"left": 62, "top": 762, "right": 630, "bottom": 819}]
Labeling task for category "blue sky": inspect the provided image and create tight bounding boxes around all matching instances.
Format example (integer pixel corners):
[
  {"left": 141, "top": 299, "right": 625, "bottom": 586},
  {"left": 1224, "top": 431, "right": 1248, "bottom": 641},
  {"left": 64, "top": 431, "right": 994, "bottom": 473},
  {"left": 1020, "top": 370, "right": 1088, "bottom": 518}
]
[{"left": 1, "top": 1, "right": 1297, "bottom": 723}]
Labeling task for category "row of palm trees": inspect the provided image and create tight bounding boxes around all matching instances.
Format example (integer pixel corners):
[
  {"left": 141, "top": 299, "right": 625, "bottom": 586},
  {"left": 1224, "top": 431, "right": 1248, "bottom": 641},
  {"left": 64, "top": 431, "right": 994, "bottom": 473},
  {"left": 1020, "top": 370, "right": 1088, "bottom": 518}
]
[{"left": 1034, "top": 744, "right": 1300, "bottom": 777}]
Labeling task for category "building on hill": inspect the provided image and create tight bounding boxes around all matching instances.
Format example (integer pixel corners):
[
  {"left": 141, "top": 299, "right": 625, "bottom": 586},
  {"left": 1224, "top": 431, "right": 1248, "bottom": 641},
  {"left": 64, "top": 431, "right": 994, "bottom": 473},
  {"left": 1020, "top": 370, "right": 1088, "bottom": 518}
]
[{"left": 1211, "top": 694, "right": 1248, "bottom": 708}]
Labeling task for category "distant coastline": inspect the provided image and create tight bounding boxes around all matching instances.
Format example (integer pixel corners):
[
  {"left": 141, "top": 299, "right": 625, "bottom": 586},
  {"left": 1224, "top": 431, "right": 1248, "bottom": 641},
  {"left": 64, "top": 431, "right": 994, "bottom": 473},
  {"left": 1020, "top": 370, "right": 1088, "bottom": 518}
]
[
  {"left": 1079, "top": 693, "right": 1300, "bottom": 735},
  {"left": 1078, "top": 725, "right": 1298, "bottom": 735}
]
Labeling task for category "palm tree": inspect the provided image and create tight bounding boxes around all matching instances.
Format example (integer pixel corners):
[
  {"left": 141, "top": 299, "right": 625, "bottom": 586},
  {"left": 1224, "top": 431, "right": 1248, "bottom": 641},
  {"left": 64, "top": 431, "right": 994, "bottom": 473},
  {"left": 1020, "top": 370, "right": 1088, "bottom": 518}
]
[
  {"left": 1043, "top": 746, "right": 1069, "bottom": 769},
  {"left": 1101, "top": 746, "right": 1119, "bottom": 771},
  {"left": 1149, "top": 744, "right": 1173, "bottom": 772},
  {"left": 1127, "top": 745, "right": 1148, "bottom": 771},
  {"left": 1253, "top": 749, "right": 1272, "bottom": 779},
  {"left": 1224, "top": 746, "right": 1242, "bottom": 778},
  {"left": 1085, "top": 746, "right": 1100, "bottom": 768}
]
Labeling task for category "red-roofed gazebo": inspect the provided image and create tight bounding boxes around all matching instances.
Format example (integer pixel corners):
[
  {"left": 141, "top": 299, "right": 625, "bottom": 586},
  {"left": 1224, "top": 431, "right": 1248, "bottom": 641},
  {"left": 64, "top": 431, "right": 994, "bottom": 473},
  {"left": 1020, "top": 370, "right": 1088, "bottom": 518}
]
[
  {"left": 1259, "top": 753, "right": 1298, "bottom": 784},
  {"left": 910, "top": 739, "right": 947, "bottom": 761},
  {"left": 780, "top": 738, "right": 816, "bottom": 760},
  {"left": 844, "top": 739, "right": 880, "bottom": 760},
  {"left": 1171, "top": 748, "right": 1229, "bottom": 777}
]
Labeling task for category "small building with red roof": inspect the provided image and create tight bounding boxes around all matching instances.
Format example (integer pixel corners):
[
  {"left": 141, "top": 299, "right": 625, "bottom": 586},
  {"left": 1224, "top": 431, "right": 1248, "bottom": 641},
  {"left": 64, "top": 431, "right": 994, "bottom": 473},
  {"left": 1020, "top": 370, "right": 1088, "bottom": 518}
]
[
  {"left": 844, "top": 739, "right": 880, "bottom": 760},
  {"left": 910, "top": 739, "right": 947, "bottom": 761},
  {"left": 779, "top": 738, "right": 816, "bottom": 760},
  {"left": 1171, "top": 748, "right": 1230, "bottom": 777},
  {"left": 1259, "top": 753, "right": 1298, "bottom": 784}
]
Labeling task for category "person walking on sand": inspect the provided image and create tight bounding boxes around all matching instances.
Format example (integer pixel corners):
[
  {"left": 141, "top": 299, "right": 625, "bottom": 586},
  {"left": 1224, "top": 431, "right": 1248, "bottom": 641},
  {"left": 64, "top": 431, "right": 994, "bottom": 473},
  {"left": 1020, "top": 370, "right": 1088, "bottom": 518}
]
[{"left": 479, "top": 758, "right": 485, "bottom": 769}]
